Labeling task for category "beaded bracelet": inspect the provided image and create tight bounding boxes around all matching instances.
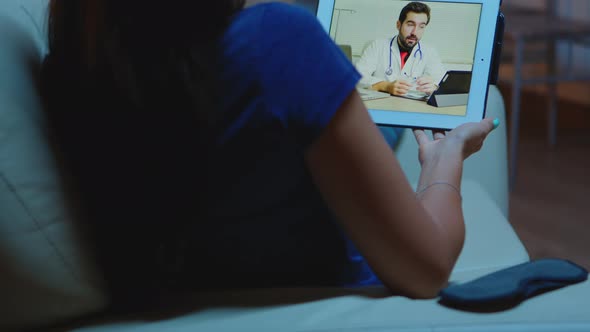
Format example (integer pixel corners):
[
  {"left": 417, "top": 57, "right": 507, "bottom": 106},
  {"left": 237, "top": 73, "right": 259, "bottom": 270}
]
[{"left": 416, "top": 182, "right": 462, "bottom": 200}]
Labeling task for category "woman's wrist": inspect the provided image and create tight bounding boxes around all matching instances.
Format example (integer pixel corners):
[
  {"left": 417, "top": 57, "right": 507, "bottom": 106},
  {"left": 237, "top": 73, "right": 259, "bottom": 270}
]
[
  {"left": 420, "top": 138, "right": 464, "bottom": 168},
  {"left": 417, "top": 139, "right": 464, "bottom": 191}
]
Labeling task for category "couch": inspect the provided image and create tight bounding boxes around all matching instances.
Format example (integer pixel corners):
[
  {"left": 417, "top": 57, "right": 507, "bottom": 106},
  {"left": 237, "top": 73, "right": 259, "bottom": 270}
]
[{"left": 2, "top": 1, "right": 589, "bottom": 331}]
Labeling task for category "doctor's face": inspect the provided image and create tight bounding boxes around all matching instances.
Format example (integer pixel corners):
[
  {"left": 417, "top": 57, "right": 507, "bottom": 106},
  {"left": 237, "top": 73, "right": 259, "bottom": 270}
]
[{"left": 396, "top": 12, "right": 428, "bottom": 49}]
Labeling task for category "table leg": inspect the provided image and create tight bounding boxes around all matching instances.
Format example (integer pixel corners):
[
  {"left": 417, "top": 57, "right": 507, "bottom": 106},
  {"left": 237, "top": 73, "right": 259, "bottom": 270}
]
[
  {"left": 547, "top": 39, "right": 559, "bottom": 147},
  {"left": 509, "top": 38, "right": 524, "bottom": 191}
]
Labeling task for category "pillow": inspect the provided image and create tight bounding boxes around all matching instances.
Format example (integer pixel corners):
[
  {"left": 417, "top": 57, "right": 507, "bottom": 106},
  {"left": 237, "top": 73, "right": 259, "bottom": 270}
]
[{"left": 0, "top": 1, "right": 107, "bottom": 331}]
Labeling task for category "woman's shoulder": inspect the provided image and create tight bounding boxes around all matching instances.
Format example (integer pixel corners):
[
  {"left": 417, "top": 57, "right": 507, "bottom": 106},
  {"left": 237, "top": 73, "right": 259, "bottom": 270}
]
[
  {"left": 230, "top": 2, "right": 323, "bottom": 39},
  {"left": 239, "top": 2, "right": 317, "bottom": 21},
  {"left": 222, "top": 2, "right": 336, "bottom": 71}
]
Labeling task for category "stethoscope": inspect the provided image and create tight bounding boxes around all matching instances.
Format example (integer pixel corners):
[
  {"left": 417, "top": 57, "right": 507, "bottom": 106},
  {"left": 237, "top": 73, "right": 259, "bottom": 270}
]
[{"left": 385, "top": 35, "right": 423, "bottom": 76}]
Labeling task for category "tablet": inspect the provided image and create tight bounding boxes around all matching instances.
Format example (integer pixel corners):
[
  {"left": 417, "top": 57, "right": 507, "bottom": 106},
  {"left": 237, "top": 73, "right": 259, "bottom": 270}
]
[
  {"left": 426, "top": 70, "right": 471, "bottom": 107},
  {"left": 316, "top": 0, "right": 502, "bottom": 130}
]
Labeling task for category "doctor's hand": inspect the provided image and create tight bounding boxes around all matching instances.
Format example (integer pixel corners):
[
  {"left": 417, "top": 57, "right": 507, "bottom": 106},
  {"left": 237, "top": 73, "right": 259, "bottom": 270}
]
[
  {"left": 389, "top": 79, "right": 413, "bottom": 96},
  {"left": 416, "top": 76, "right": 437, "bottom": 95},
  {"left": 373, "top": 80, "right": 412, "bottom": 96}
]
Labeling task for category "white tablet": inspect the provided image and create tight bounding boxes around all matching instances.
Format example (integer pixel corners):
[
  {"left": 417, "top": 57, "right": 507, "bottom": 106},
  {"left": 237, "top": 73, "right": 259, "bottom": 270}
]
[{"left": 316, "top": 0, "right": 502, "bottom": 130}]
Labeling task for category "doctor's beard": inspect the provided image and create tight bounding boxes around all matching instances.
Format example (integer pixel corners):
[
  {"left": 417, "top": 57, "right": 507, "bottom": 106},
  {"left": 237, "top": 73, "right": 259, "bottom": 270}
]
[{"left": 398, "top": 34, "right": 418, "bottom": 52}]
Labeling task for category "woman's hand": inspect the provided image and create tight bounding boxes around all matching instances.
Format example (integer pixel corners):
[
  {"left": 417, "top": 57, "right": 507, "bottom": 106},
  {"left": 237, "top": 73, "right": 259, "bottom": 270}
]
[{"left": 413, "top": 117, "right": 498, "bottom": 166}]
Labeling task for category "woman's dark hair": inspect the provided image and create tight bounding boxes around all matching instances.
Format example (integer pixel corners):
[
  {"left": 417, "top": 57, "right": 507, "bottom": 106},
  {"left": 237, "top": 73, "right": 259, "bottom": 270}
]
[
  {"left": 398, "top": 1, "right": 431, "bottom": 25},
  {"left": 46, "top": 0, "right": 245, "bottom": 110},
  {"left": 43, "top": 0, "right": 244, "bottom": 311}
]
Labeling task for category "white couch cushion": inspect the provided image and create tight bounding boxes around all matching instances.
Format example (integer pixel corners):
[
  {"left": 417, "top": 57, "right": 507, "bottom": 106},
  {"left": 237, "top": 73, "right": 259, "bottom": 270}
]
[
  {"left": 0, "top": 2, "right": 107, "bottom": 331},
  {"left": 48, "top": 180, "right": 536, "bottom": 332},
  {"left": 452, "top": 180, "right": 528, "bottom": 277},
  {"left": 125, "top": 276, "right": 588, "bottom": 332}
]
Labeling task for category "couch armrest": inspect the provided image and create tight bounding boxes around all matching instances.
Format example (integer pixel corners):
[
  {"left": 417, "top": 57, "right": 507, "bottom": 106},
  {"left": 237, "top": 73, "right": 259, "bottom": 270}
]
[
  {"left": 0, "top": 5, "right": 107, "bottom": 332},
  {"left": 395, "top": 85, "right": 509, "bottom": 217}
]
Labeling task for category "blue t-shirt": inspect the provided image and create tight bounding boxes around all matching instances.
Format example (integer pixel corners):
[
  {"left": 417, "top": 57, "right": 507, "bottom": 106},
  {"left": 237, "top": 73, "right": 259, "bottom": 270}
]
[{"left": 194, "top": 3, "right": 381, "bottom": 288}]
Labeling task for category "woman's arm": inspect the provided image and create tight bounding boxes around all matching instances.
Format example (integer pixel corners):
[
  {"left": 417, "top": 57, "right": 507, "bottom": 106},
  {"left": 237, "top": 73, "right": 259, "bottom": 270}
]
[{"left": 304, "top": 90, "right": 495, "bottom": 299}]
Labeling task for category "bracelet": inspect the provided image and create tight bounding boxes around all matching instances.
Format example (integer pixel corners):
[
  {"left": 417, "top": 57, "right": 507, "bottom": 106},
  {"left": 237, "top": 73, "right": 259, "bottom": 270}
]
[{"left": 416, "top": 182, "right": 462, "bottom": 200}]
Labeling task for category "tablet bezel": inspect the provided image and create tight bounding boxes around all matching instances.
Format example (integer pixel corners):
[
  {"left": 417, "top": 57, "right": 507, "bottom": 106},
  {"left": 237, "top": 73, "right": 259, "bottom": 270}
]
[{"left": 316, "top": 0, "right": 501, "bottom": 130}]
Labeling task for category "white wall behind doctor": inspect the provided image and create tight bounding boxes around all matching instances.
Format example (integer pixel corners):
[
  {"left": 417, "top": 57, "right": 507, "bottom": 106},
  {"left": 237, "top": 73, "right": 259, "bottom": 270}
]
[{"left": 331, "top": 0, "right": 481, "bottom": 71}]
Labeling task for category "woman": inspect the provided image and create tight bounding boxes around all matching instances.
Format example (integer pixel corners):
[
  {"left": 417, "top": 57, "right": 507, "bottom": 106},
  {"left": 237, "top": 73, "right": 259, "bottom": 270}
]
[{"left": 42, "top": 0, "right": 497, "bottom": 310}]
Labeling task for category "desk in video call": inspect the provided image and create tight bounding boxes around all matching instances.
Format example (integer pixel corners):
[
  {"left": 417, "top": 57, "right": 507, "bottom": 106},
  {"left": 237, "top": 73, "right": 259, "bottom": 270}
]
[{"left": 363, "top": 96, "right": 467, "bottom": 116}]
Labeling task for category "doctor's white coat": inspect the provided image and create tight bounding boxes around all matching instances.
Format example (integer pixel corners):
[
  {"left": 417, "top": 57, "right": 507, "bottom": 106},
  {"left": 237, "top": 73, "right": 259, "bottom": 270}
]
[{"left": 355, "top": 38, "right": 446, "bottom": 89}]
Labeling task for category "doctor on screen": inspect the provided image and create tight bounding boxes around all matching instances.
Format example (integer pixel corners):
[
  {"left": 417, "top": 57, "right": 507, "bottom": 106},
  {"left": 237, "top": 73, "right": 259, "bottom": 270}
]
[{"left": 355, "top": 2, "right": 446, "bottom": 98}]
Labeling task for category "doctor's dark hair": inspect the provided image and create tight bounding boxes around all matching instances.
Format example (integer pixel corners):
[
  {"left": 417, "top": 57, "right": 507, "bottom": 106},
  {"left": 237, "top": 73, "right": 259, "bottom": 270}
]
[
  {"left": 398, "top": 1, "right": 431, "bottom": 25},
  {"left": 42, "top": 0, "right": 245, "bottom": 311}
]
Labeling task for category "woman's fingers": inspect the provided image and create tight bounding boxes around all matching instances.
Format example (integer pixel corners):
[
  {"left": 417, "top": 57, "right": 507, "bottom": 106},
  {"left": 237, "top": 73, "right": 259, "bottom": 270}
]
[
  {"left": 432, "top": 130, "right": 446, "bottom": 140},
  {"left": 451, "top": 117, "right": 498, "bottom": 158},
  {"left": 481, "top": 117, "right": 497, "bottom": 134},
  {"left": 413, "top": 128, "right": 446, "bottom": 145},
  {"left": 413, "top": 129, "right": 430, "bottom": 145},
  {"left": 414, "top": 117, "right": 497, "bottom": 149}
]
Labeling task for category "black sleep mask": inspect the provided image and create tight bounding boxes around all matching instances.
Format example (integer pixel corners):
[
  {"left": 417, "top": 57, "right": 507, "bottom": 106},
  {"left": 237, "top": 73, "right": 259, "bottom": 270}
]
[{"left": 438, "top": 258, "right": 588, "bottom": 312}]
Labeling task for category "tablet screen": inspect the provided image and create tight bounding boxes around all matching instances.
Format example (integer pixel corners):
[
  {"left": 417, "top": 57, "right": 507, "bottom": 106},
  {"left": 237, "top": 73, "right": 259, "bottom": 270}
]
[
  {"left": 316, "top": 0, "right": 500, "bottom": 130},
  {"left": 331, "top": 0, "right": 481, "bottom": 116}
]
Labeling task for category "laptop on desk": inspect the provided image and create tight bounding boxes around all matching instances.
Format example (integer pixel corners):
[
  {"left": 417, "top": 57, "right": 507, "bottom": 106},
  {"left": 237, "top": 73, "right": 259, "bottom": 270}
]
[
  {"left": 427, "top": 70, "right": 472, "bottom": 107},
  {"left": 357, "top": 88, "right": 390, "bottom": 101}
]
